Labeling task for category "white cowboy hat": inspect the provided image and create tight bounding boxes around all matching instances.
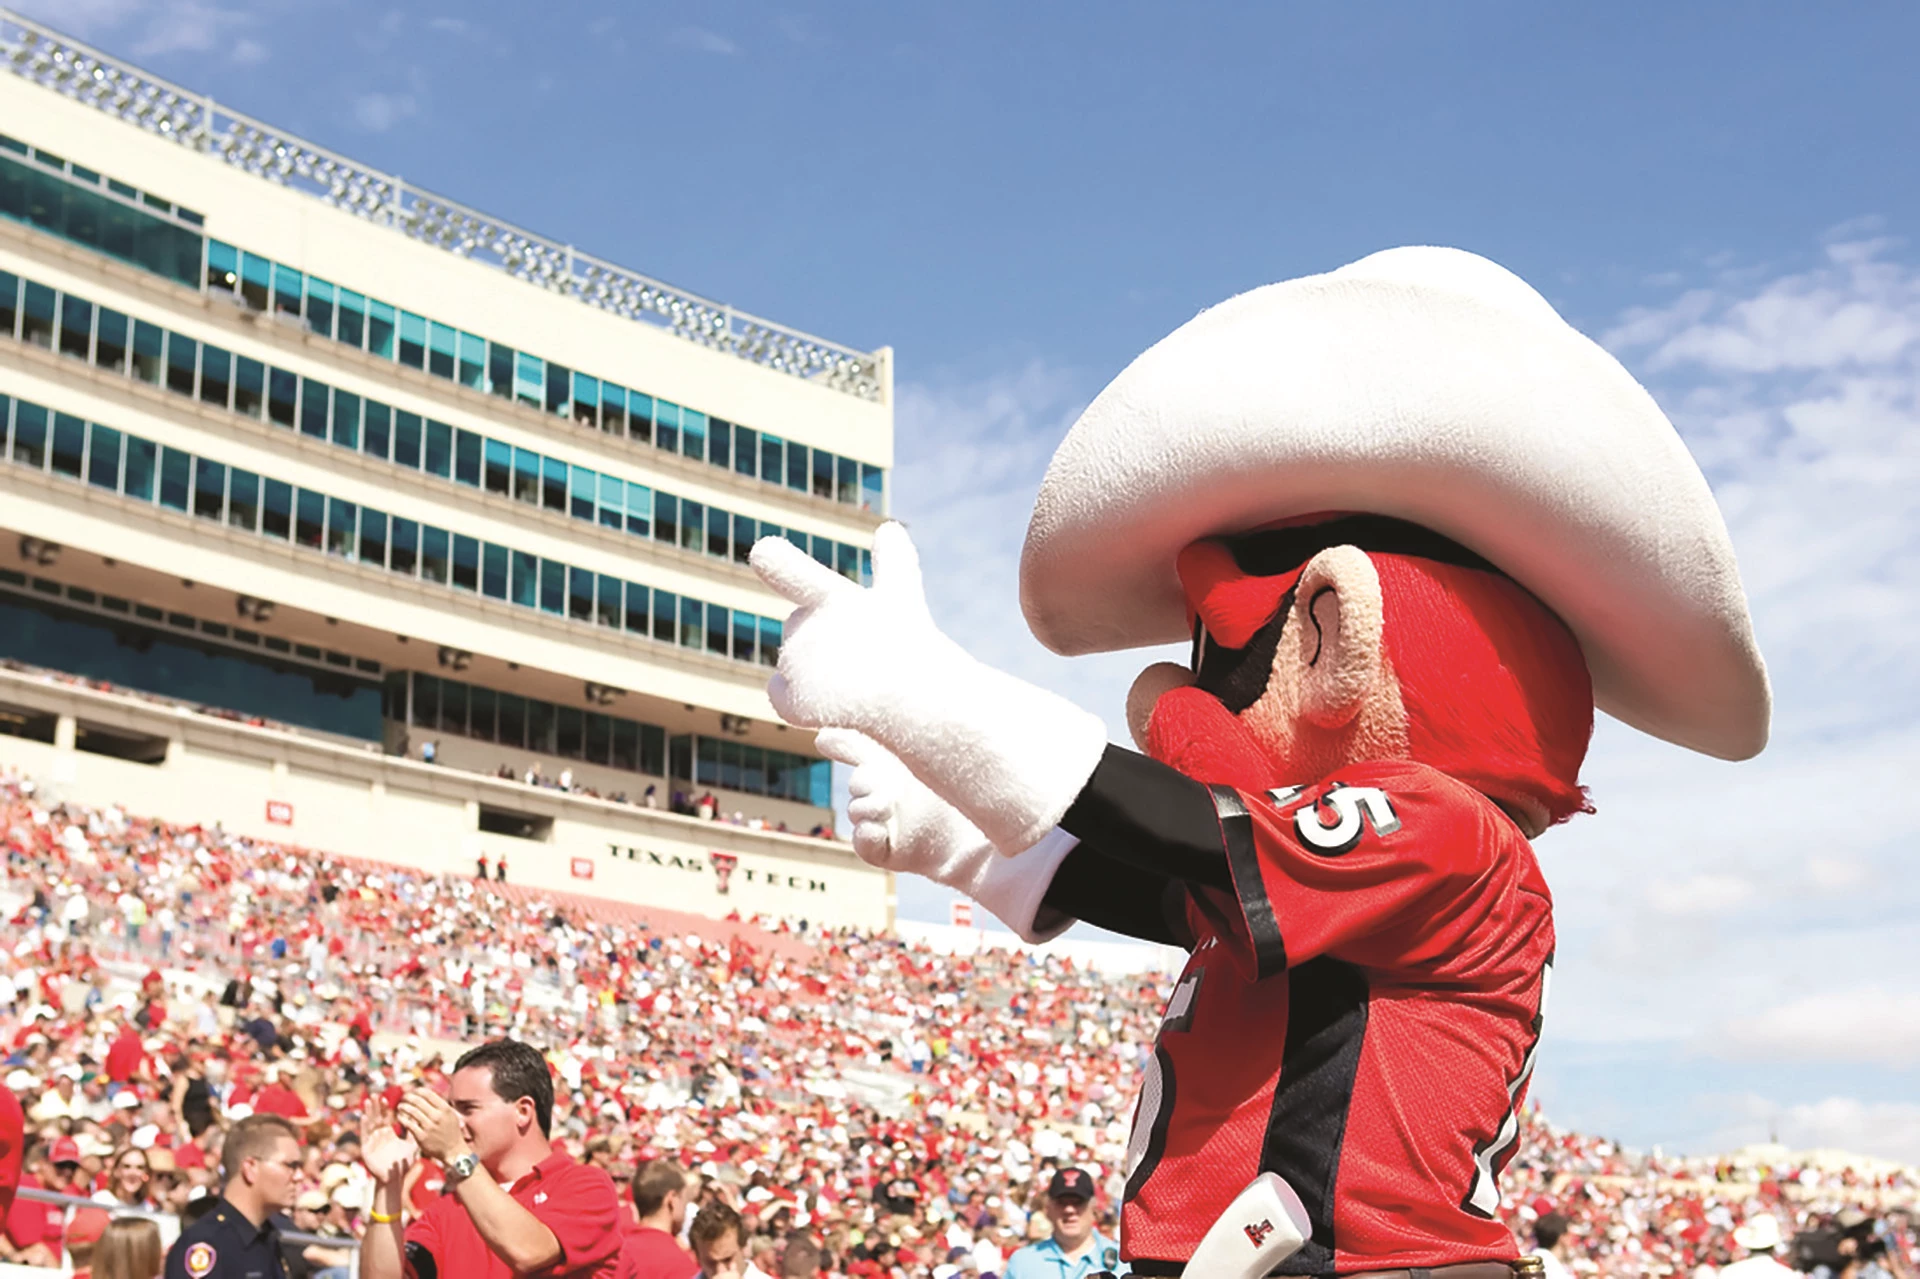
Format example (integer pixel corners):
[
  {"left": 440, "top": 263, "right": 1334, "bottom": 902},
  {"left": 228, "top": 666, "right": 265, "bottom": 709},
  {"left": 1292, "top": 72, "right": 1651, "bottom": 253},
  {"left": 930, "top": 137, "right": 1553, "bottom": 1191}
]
[
  {"left": 1733, "top": 1214, "right": 1782, "bottom": 1252},
  {"left": 1020, "top": 246, "right": 1769, "bottom": 759}
]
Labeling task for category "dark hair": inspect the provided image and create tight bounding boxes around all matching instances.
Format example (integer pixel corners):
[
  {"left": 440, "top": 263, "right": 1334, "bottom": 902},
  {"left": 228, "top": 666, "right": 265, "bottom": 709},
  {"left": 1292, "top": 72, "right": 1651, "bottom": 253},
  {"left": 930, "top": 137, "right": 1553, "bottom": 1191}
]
[
  {"left": 452, "top": 1039, "right": 554, "bottom": 1136},
  {"left": 781, "top": 1236, "right": 822, "bottom": 1277},
  {"left": 631, "top": 1159, "right": 687, "bottom": 1218},
  {"left": 221, "top": 1114, "right": 300, "bottom": 1182},
  {"left": 689, "top": 1201, "right": 745, "bottom": 1252},
  {"left": 1535, "top": 1212, "right": 1569, "bottom": 1248}
]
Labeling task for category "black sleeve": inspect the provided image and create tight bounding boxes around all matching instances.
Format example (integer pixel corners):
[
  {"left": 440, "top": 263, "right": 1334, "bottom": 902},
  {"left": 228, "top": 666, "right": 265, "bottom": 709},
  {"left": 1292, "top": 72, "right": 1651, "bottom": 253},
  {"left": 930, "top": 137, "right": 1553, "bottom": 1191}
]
[
  {"left": 1041, "top": 840, "right": 1190, "bottom": 947},
  {"left": 1058, "top": 744, "right": 1234, "bottom": 891}
]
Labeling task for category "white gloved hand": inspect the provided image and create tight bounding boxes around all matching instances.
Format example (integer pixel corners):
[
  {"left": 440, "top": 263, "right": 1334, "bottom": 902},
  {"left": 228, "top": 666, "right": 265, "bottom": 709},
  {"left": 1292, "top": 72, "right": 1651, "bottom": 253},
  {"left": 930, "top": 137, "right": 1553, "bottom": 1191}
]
[
  {"left": 816, "top": 728, "right": 1076, "bottom": 944},
  {"left": 752, "top": 523, "right": 1109, "bottom": 855}
]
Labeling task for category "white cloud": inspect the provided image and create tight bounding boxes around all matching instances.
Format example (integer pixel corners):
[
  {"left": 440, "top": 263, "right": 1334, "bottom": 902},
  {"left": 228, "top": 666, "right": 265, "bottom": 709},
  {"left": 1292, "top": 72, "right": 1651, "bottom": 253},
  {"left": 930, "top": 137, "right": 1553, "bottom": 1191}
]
[
  {"left": 14, "top": 0, "right": 255, "bottom": 60},
  {"left": 1711, "top": 990, "right": 1920, "bottom": 1068},
  {"left": 671, "top": 26, "right": 739, "bottom": 56},
  {"left": 1644, "top": 873, "right": 1756, "bottom": 917},
  {"left": 351, "top": 91, "right": 418, "bottom": 134},
  {"left": 1690, "top": 1093, "right": 1920, "bottom": 1167},
  {"left": 229, "top": 36, "right": 266, "bottom": 65}
]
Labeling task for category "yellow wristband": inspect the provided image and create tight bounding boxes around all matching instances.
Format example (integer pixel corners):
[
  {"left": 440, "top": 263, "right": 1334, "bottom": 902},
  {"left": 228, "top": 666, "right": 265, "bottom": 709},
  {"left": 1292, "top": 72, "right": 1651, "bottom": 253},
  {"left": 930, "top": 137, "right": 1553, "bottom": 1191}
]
[{"left": 371, "top": 1210, "right": 399, "bottom": 1224}]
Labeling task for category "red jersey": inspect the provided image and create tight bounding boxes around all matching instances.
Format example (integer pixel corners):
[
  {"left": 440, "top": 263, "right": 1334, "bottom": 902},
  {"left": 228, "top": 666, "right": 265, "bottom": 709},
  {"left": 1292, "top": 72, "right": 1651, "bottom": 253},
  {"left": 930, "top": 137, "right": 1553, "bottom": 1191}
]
[
  {"left": 405, "top": 1151, "right": 622, "bottom": 1279},
  {"left": 0, "top": 1087, "right": 21, "bottom": 1228},
  {"left": 1120, "top": 761, "right": 1553, "bottom": 1275},
  {"left": 611, "top": 1226, "right": 698, "bottom": 1279}
]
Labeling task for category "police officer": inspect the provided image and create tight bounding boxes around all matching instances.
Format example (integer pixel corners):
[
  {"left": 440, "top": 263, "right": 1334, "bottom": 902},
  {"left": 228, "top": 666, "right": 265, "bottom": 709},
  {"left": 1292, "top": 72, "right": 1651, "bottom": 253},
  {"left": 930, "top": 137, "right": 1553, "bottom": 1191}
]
[
  {"left": 166, "top": 1113, "right": 304, "bottom": 1279},
  {"left": 1004, "top": 1167, "right": 1126, "bottom": 1279}
]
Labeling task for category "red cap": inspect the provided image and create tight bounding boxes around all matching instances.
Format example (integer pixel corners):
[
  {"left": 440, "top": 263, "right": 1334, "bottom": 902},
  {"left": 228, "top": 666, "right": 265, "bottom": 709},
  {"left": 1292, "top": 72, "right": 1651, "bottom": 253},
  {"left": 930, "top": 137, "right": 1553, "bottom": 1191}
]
[{"left": 50, "top": 1137, "right": 82, "bottom": 1165}]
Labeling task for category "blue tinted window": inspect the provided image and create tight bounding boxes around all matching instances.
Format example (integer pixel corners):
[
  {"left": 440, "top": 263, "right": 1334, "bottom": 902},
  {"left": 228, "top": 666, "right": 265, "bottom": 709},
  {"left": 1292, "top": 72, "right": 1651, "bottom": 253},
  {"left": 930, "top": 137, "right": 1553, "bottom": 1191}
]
[
  {"left": 51, "top": 413, "right": 85, "bottom": 478},
  {"left": 514, "top": 351, "right": 543, "bottom": 408},
  {"left": 624, "top": 582, "right": 648, "bottom": 634},
  {"left": 654, "top": 399, "right": 680, "bottom": 453},
  {"left": 568, "top": 566, "right": 593, "bottom": 620},
  {"left": 452, "top": 534, "right": 479, "bottom": 591},
  {"left": 124, "top": 436, "right": 155, "bottom": 500},
  {"left": 542, "top": 456, "right": 566, "bottom": 511},
  {"left": 570, "top": 465, "right": 596, "bottom": 521},
  {"left": 159, "top": 446, "right": 190, "bottom": 510},
  {"left": 424, "top": 419, "right": 452, "bottom": 477},
  {"left": 359, "top": 508, "right": 386, "bottom": 566},
  {"left": 598, "top": 474, "right": 624, "bottom": 529},
  {"left": 650, "top": 591, "right": 676, "bottom": 643},
  {"left": 368, "top": 300, "right": 396, "bottom": 358},
  {"left": 331, "top": 390, "right": 360, "bottom": 450},
  {"left": 295, "top": 489, "right": 324, "bottom": 547},
  {"left": 337, "top": 288, "right": 366, "bottom": 348},
  {"left": 453, "top": 430, "right": 482, "bottom": 487},
  {"left": 544, "top": 361, "right": 570, "bottom": 417},
  {"left": 192, "top": 457, "right": 226, "bottom": 519},
  {"left": 326, "top": 497, "right": 356, "bottom": 557},
  {"left": 389, "top": 518, "right": 418, "bottom": 573},
  {"left": 393, "top": 410, "right": 422, "bottom": 468},
  {"left": 300, "top": 379, "right": 328, "bottom": 438},
  {"left": 539, "top": 558, "right": 565, "bottom": 614},
  {"left": 595, "top": 574, "right": 621, "bottom": 628},
  {"left": 363, "top": 400, "right": 392, "bottom": 460},
  {"left": 458, "top": 331, "right": 486, "bottom": 389},
  {"left": 262, "top": 480, "right": 291, "bottom": 539},
  {"left": 510, "top": 550, "right": 537, "bottom": 607},
  {"left": 421, "top": 526, "right": 450, "bottom": 583},
  {"left": 512, "top": 448, "right": 539, "bottom": 503},
  {"left": 427, "top": 320, "right": 456, "bottom": 379},
  {"left": 398, "top": 311, "right": 426, "bottom": 368},
  {"left": 786, "top": 441, "right": 809, "bottom": 492},
  {"left": 13, "top": 400, "right": 49, "bottom": 468},
  {"left": 625, "top": 482, "right": 651, "bottom": 537},
  {"left": 305, "top": 278, "right": 334, "bottom": 339},
  {"left": 654, "top": 493, "right": 677, "bottom": 546},
  {"left": 228, "top": 470, "right": 259, "bottom": 531},
  {"left": 733, "top": 425, "right": 758, "bottom": 479},
  {"left": 484, "top": 439, "right": 511, "bottom": 494},
  {"left": 482, "top": 543, "right": 509, "bottom": 599}
]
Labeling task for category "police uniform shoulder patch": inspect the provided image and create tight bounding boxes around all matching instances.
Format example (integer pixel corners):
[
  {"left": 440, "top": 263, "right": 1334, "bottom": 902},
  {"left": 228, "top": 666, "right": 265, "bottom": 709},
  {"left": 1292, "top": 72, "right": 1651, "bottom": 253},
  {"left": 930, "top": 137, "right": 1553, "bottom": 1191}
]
[
  {"left": 185, "top": 1241, "right": 217, "bottom": 1278},
  {"left": 1103, "top": 1244, "right": 1120, "bottom": 1268}
]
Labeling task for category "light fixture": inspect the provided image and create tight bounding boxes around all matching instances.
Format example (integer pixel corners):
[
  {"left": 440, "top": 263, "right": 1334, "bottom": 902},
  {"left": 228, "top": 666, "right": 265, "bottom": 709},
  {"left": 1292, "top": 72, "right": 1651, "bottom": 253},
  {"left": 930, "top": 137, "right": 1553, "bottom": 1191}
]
[
  {"left": 16, "top": 537, "right": 59, "bottom": 566},
  {"left": 437, "top": 646, "right": 473, "bottom": 672},
  {"left": 235, "top": 595, "right": 276, "bottom": 623},
  {"left": 584, "top": 682, "right": 624, "bottom": 706}
]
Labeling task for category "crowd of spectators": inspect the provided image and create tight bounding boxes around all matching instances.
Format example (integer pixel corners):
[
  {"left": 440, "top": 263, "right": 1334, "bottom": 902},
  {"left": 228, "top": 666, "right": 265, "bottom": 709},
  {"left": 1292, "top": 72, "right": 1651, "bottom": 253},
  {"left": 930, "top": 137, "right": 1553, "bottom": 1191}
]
[{"left": 0, "top": 769, "right": 1912, "bottom": 1278}]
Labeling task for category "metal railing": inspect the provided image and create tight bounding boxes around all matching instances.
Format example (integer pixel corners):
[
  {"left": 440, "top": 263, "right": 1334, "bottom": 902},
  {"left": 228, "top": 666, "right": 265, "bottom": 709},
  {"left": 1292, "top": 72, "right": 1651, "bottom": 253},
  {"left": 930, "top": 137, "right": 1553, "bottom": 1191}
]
[
  {"left": 15, "top": 1186, "right": 361, "bottom": 1277},
  {"left": 0, "top": 10, "right": 887, "bottom": 402}
]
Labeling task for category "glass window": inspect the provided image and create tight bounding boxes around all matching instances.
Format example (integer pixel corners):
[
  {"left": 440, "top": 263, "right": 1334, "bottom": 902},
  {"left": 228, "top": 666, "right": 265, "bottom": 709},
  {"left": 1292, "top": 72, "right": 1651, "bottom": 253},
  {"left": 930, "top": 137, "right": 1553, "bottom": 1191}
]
[
  {"left": 468, "top": 685, "right": 496, "bottom": 742},
  {"left": 787, "top": 441, "right": 810, "bottom": 492},
  {"left": 651, "top": 591, "right": 676, "bottom": 644},
  {"left": 742, "top": 745, "right": 766, "bottom": 795},
  {"left": 192, "top": 457, "right": 226, "bottom": 520},
  {"left": 482, "top": 543, "right": 509, "bottom": 599},
  {"left": 452, "top": 534, "right": 479, "bottom": 591},
  {"left": 398, "top": 311, "right": 427, "bottom": 368},
  {"left": 758, "top": 616, "right": 781, "bottom": 667},
  {"left": 814, "top": 449, "right": 837, "bottom": 500},
  {"left": 0, "top": 271, "right": 15, "bottom": 338},
  {"left": 601, "top": 382, "right": 627, "bottom": 436},
  {"left": 50, "top": 413, "right": 85, "bottom": 478},
  {"left": 719, "top": 739, "right": 742, "bottom": 790},
  {"left": 679, "top": 598, "right": 703, "bottom": 649},
  {"left": 514, "top": 351, "right": 543, "bottom": 409},
  {"left": 229, "top": 469, "right": 260, "bottom": 531},
  {"left": 305, "top": 278, "right": 335, "bottom": 339},
  {"left": 331, "top": 389, "right": 360, "bottom": 450},
  {"left": 363, "top": 400, "right": 392, "bottom": 460},
  {"left": 640, "top": 724, "right": 666, "bottom": 777},
  {"left": 295, "top": 488, "right": 324, "bottom": 547},
  {"left": 497, "top": 693, "right": 527, "bottom": 748},
  {"left": 611, "top": 719, "right": 637, "bottom": 771},
  {"left": 706, "top": 603, "right": 729, "bottom": 656},
  {"left": 732, "top": 514, "right": 756, "bottom": 565},
  {"left": 299, "top": 378, "right": 328, "bottom": 438},
  {"left": 695, "top": 736, "right": 719, "bottom": 786},
  {"left": 234, "top": 356, "right": 265, "bottom": 418},
  {"left": 512, "top": 448, "right": 540, "bottom": 504},
  {"left": 707, "top": 507, "right": 730, "bottom": 558},
  {"left": 628, "top": 391, "right": 654, "bottom": 445},
  {"left": 262, "top": 479, "right": 292, "bottom": 539},
  {"left": 680, "top": 500, "right": 704, "bottom": 553},
  {"left": 453, "top": 430, "right": 481, "bottom": 487},
  {"left": 837, "top": 455, "right": 859, "bottom": 504},
  {"left": 654, "top": 399, "right": 679, "bottom": 453},
  {"left": 654, "top": 493, "right": 678, "bottom": 546},
  {"left": 368, "top": 300, "right": 396, "bottom": 359},
  {"left": 571, "top": 372, "right": 599, "bottom": 428},
  {"left": 440, "top": 680, "right": 467, "bottom": 736},
  {"left": 510, "top": 550, "right": 537, "bottom": 608},
  {"left": 544, "top": 361, "right": 571, "bottom": 417},
  {"left": 708, "top": 417, "right": 732, "bottom": 469},
  {"left": 337, "top": 288, "right": 366, "bottom": 348},
  {"left": 199, "top": 344, "right": 232, "bottom": 409},
  {"left": 488, "top": 342, "right": 514, "bottom": 399},
  {"left": 271, "top": 262, "right": 303, "bottom": 317},
  {"left": 19, "top": 280, "right": 54, "bottom": 347},
  {"left": 86, "top": 423, "right": 121, "bottom": 491},
  {"left": 326, "top": 497, "right": 356, "bottom": 557},
  {"left": 9, "top": 401, "right": 45, "bottom": 468},
  {"left": 595, "top": 574, "right": 621, "bottom": 628},
  {"left": 359, "top": 507, "right": 387, "bottom": 566},
  {"left": 810, "top": 533, "right": 834, "bottom": 568},
  {"left": 458, "top": 331, "right": 486, "bottom": 389},
  {"left": 206, "top": 240, "right": 239, "bottom": 292},
  {"left": 681, "top": 407, "right": 706, "bottom": 461},
  {"left": 165, "top": 331, "right": 197, "bottom": 396},
  {"left": 568, "top": 566, "right": 593, "bottom": 620},
  {"left": 424, "top": 419, "right": 452, "bottom": 477},
  {"left": 390, "top": 517, "right": 418, "bottom": 574},
  {"left": 268, "top": 367, "right": 298, "bottom": 427},
  {"left": 239, "top": 252, "right": 270, "bottom": 311},
  {"left": 624, "top": 482, "right": 651, "bottom": 537},
  {"left": 124, "top": 435, "right": 156, "bottom": 501},
  {"left": 759, "top": 433, "right": 783, "bottom": 486},
  {"left": 569, "top": 465, "right": 596, "bottom": 521},
  {"left": 158, "top": 446, "right": 190, "bottom": 510},
  {"left": 597, "top": 473, "right": 623, "bottom": 530},
  {"left": 862, "top": 463, "right": 886, "bottom": 513},
  {"left": 539, "top": 558, "right": 565, "bottom": 614},
  {"left": 733, "top": 425, "right": 758, "bottom": 479},
  {"left": 411, "top": 674, "right": 440, "bottom": 729},
  {"left": 94, "top": 307, "right": 128, "bottom": 373},
  {"left": 427, "top": 320, "right": 456, "bottom": 379},
  {"left": 542, "top": 456, "right": 567, "bottom": 511},
  {"left": 420, "top": 526, "right": 450, "bottom": 583},
  {"left": 130, "top": 319, "right": 164, "bottom": 383},
  {"left": 837, "top": 539, "right": 859, "bottom": 581},
  {"left": 484, "top": 439, "right": 511, "bottom": 494},
  {"left": 393, "top": 411, "right": 423, "bottom": 468},
  {"left": 57, "top": 294, "right": 91, "bottom": 360},
  {"left": 624, "top": 581, "right": 648, "bottom": 634},
  {"left": 527, "top": 700, "right": 555, "bottom": 754},
  {"left": 584, "top": 712, "right": 611, "bottom": 765},
  {"left": 732, "top": 611, "right": 757, "bottom": 663}
]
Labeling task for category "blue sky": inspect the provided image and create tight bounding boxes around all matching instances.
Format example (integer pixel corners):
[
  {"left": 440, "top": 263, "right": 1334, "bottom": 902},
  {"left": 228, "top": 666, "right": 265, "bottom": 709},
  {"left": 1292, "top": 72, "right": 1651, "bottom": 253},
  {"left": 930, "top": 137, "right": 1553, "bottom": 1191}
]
[{"left": 34, "top": 2, "right": 1920, "bottom": 1163}]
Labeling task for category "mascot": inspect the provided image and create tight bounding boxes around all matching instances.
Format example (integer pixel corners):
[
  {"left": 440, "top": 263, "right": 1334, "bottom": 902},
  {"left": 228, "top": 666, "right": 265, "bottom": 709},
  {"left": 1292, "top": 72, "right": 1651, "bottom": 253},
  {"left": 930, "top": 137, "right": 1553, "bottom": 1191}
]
[{"left": 751, "top": 248, "right": 1768, "bottom": 1277}]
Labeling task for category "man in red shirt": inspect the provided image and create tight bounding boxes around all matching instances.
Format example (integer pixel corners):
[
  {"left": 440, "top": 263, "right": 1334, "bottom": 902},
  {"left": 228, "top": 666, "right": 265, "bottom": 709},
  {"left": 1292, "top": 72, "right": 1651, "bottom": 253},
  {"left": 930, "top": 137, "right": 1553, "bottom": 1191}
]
[
  {"left": 360, "top": 1039, "right": 622, "bottom": 1279},
  {"left": 104, "top": 1014, "right": 149, "bottom": 1085},
  {"left": 613, "top": 1159, "right": 696, "bottom": 1279}
]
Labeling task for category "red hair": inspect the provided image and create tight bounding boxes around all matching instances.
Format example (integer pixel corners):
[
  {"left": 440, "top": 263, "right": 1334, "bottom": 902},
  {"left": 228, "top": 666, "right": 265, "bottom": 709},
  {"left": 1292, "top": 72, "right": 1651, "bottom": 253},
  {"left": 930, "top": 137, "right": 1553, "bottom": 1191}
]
[{"left": 1374, "top": 555, "right": 1593, "bottom": 826}]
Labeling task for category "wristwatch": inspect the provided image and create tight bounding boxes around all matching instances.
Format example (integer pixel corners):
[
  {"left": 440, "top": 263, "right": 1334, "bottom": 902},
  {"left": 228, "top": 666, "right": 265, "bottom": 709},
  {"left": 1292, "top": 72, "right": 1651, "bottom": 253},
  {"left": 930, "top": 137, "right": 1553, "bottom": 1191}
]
[{"left": 445, "top": 1152, "right": 480, "bottom": 1185}]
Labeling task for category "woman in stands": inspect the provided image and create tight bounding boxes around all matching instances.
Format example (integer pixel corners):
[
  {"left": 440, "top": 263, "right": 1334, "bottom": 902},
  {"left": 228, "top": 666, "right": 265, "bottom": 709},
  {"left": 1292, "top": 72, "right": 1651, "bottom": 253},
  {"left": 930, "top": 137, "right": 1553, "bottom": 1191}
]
[
  {"left": 98, "top": 1148, "right": 156, "bottom": 1212},
  {"left": 91, "top": 1216, "right": 164, "bottom": 1279}
]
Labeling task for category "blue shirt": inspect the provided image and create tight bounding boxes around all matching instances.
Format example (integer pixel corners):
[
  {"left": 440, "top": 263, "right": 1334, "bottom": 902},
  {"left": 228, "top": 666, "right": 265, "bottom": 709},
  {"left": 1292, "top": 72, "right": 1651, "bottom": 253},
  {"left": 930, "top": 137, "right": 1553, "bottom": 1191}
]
[{"left": 1003, "top": 1230, "right": 1125, "bottom": 1279}]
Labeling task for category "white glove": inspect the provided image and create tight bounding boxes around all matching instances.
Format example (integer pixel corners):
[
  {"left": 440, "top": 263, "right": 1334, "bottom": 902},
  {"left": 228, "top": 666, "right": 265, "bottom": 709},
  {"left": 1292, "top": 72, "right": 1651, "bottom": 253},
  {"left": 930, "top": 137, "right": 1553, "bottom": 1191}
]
[
  {"left": 817, "top": 728, "right": 1076, "bottom": 944},
  {"left": 751, "top": 523, "right": 1109, "bottom": 855}
]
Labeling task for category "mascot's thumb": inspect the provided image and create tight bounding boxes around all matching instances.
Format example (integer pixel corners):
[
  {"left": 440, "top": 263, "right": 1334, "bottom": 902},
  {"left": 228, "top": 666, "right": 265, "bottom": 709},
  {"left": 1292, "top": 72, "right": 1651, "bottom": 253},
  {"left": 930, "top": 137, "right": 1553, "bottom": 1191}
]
[{"left": 1145, "top": 685, "right": 1283, "bottom": 794}]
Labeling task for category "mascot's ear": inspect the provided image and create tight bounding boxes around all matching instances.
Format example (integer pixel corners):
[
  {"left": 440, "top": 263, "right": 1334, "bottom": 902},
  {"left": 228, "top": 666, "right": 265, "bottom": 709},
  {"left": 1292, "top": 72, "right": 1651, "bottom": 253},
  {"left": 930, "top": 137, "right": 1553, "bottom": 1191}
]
[{"left": 1288, "top": 546, "right": 1388, "bottom": 729}]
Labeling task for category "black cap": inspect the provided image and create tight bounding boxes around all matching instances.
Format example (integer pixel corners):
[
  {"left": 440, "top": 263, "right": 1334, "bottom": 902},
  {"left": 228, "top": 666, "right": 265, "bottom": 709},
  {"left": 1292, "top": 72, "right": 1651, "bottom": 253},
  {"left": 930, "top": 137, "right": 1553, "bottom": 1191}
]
[{"left": 1047, "top": 1167, "right": 1095, "bottom": 1200}]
